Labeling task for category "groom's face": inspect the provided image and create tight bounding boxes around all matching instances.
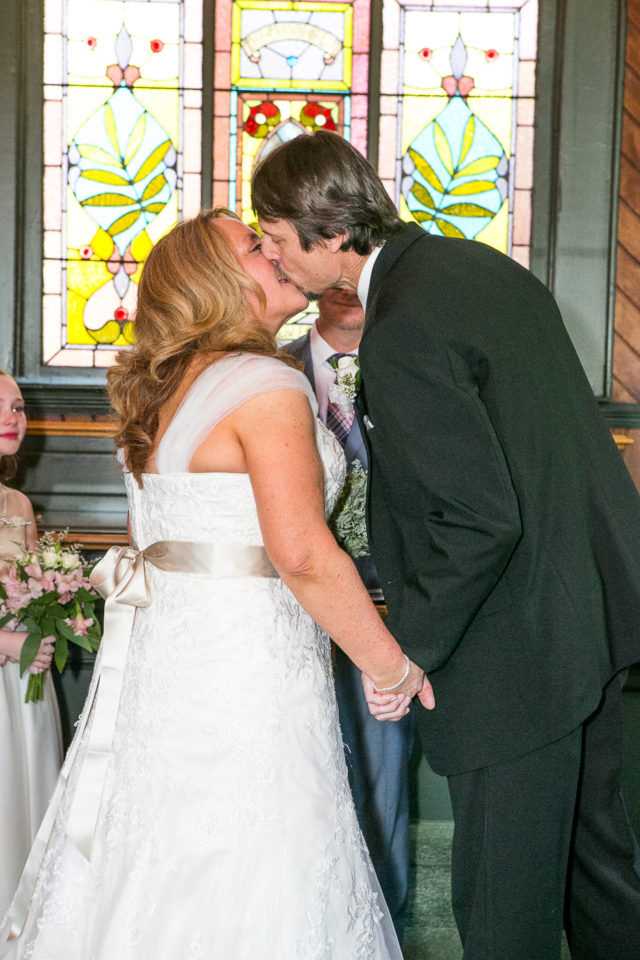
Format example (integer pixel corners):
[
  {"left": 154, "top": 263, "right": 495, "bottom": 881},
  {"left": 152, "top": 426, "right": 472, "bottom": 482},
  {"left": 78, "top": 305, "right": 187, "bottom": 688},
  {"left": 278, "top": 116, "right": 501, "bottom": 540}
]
[{"left": 258, "top": 218, "right": 343, "bottom": 301}]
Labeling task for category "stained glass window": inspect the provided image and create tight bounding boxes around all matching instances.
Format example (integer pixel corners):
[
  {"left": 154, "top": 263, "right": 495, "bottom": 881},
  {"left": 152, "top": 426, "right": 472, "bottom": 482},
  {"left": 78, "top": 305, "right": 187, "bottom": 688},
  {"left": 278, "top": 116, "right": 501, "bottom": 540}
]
[
  {"left": 378, "top": 0, "right": 537, "bottom": 266},
  {"left": 42, "top": 0, "right": 538, "bottom": 365},
  {"left": 42, "top": 0, "right": 203, "bottom": 367}
]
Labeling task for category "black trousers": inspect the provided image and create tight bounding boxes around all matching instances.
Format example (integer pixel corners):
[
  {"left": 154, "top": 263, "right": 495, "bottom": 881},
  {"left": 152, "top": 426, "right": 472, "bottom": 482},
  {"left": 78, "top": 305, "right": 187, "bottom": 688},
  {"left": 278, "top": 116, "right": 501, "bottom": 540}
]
[{"left": 446, "top": 673, "right": 640, "bottom": 960}]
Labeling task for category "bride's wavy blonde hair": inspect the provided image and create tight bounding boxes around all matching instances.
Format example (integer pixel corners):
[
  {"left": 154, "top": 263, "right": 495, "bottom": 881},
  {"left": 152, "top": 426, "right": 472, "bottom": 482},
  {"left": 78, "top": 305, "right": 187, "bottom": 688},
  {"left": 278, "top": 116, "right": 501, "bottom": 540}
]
[{"left": 107, "top": 208, "right": 298, "bottom": 484}]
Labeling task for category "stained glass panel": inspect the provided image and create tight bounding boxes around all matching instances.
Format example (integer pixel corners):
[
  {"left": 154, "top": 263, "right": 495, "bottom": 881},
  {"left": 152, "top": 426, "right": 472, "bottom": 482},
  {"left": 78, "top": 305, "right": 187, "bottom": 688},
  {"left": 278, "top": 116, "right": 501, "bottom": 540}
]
[
  {"left": 213, "top": 0, "right": 371, "bottom": 341},
  {"left": 379, "top": 0, "right": 537, "bottom": 264},
  {"left": 42, "top": 0, "right": 203, "bottom": 367}
]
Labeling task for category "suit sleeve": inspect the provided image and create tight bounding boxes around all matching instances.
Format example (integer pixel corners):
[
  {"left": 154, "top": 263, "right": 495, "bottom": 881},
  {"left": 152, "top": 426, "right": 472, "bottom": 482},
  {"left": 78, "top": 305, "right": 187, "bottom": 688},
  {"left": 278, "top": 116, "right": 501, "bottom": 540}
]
[{"left": 363, "top": 319, "right": 522, "bottom": 672}]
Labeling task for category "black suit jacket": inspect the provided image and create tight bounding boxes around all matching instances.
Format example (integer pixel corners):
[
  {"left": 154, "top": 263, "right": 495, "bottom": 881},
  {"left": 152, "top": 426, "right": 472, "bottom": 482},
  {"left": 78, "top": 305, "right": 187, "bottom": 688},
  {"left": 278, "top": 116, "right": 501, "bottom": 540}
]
[{"left": 357, "top": 222, "right": 640, "bottom": 775}]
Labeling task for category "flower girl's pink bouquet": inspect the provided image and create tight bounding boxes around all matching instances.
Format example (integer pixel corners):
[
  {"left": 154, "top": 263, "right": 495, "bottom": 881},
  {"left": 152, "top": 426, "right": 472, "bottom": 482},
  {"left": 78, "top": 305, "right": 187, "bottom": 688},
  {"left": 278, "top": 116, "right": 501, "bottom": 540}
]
[{"left": 0, "top": 532, "right": 101, "bottom": 702}]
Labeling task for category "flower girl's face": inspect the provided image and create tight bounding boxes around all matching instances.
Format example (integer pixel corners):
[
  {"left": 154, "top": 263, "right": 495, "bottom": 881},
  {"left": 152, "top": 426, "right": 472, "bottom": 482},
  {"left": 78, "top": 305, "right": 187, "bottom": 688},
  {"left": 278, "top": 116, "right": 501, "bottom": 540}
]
[
  {"left": 214, "top": 218, "right": 309, "bottom": 334},
  {"left": 0, "top": 375, "right": 26, "bottom": 458}
]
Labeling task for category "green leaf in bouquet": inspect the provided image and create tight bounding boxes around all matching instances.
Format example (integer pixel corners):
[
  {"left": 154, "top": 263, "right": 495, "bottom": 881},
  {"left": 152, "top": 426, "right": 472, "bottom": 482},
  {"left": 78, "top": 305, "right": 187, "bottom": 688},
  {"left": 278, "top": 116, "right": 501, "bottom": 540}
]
[
  {"left": 47, "top": 602, "right": 69, "bottom": 618},
  {"left": 55, "top": 618, "right": 79, "bottom": 641},
  {"left": 0, "top": 611, "right": 14, "bottom": 628},
  {"left": 41, "top": 615, "right": 56, "bottom": 639},
  {"left": 22, "top": 615, "right": 41, "bottom": 635},
  {"left": 0, "top": 582, "right": 7, "bottom": 600},
  {"left": 19, "top": 629, "right": 42, "bottom": 677},
  {"left": 54, "top": 633, "right": 69, "bottom": 673},
  {"left": 69, "top": 633, "right": 96, "bottom": 653},
  {"left": 75, "top": 587, "right": 98, "bottom": 603}
]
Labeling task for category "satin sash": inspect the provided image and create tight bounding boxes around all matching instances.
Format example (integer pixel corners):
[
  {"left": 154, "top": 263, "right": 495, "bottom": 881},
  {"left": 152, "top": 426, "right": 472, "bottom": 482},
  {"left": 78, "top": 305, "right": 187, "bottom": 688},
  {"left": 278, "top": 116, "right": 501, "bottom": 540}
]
[{"left": 1, "top": 539, "right": 278, "bottom": 952}]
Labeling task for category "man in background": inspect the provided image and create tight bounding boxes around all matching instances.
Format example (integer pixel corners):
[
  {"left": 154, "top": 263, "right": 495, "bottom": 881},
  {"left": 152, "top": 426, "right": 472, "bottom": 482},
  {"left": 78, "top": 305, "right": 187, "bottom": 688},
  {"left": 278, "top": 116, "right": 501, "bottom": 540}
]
[{"left": 285, "top": 288, "right": 415, "bottom": 940}]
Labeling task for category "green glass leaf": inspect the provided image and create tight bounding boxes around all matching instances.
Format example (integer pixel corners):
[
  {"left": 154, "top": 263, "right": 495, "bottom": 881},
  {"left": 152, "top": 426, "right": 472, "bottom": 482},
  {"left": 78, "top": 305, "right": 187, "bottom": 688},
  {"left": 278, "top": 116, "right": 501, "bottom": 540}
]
[
  {"left": 449, "top": 181, "right": 497, "bottom": 196},
  {"left": 125, "top": 113, "right": 147, "bottom": 167},
  {"left": 455, "top": 156, "right": 501, "bottom": 178},
  {"left": 410, "top": 182, "right": 436, "bottom": 210},
  {"left": 77, "top": 144, "right": 119, "bottom": 165},
  {"left": 104, "top": 103, "right": 120, "bottom": 156},
  {"left": 434, "top": 122, "right": 454, "bottom": 176},
  {"left": 82, "top": 192, "right": 137, "bottom": 208},
  {"left": 435, "top": 218, "right": 466, "bottom": 239},
  {"left": 81, "top": 170, "right": 131, "bottom": 187},
  {"left": 412, "top": 210, "right": 435, "bottom": 223},
  {"left": 408, "top": 148, "right": 445, "bottom": 194},
  {"left": 141, "top": 173, "right": 167, "bottom": 202},
  {"left": 442, "top": 202, "right": 495, "bottom": 218},
  {"left": 108, "top": 210, "right": 143, "bottom": 237},
  {"left": 133, "top": 141, "right": 171, "bottom": 184},
  {"left": 459, "top": 116, "right": 475, "bottom": 165}
]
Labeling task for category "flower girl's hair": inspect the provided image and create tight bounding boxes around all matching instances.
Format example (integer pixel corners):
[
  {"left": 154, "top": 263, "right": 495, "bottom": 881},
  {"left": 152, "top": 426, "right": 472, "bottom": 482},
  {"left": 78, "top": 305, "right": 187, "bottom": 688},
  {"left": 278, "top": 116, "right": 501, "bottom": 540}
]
[{"left": 107, "top": 208, "right": 298, "bottom": 485}]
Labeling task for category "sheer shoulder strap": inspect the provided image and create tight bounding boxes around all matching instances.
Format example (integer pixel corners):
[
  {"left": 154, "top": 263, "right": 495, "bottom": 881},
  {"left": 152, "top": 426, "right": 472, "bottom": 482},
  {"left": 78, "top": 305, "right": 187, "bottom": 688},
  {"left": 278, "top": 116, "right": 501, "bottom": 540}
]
[{"left": 156, "top": 352, "right": 317, "bottom": 473}]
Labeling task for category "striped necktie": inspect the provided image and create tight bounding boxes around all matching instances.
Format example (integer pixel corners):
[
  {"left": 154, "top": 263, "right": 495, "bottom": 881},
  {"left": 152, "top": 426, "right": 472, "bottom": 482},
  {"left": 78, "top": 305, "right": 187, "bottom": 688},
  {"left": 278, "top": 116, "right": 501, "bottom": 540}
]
[{"left": 325, "top": 353, "right": 356, "bottom": 447}]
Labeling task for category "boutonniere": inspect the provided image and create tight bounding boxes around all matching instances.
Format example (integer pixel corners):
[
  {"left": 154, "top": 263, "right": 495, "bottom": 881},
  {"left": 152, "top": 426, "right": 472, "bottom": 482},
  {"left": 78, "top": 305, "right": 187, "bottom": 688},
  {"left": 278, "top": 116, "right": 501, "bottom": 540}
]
[{"left": 328, "top": 355, "right": 361, "bottom": 413}]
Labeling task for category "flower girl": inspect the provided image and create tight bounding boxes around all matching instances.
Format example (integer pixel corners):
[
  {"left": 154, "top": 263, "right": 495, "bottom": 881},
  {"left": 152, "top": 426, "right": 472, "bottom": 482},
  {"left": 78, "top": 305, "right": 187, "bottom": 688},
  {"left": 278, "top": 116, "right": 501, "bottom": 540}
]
[{"left": 0, "top": 370, "right": 62, "bottom": 915}]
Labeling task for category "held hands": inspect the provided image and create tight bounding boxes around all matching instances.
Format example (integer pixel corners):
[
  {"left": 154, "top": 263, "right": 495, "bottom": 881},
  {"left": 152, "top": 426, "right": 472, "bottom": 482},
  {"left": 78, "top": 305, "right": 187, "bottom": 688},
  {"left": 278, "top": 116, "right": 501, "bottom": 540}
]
[{"left": 362, "top": 660, "right": 435, "bottom": 722}]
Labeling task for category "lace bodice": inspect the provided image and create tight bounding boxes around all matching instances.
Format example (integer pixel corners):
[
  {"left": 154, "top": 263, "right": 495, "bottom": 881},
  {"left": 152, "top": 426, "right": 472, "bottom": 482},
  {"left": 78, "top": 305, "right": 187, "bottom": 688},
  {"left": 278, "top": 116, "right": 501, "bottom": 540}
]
[{"left": 126, "top": 353, "right": 346, "bottom": 550}]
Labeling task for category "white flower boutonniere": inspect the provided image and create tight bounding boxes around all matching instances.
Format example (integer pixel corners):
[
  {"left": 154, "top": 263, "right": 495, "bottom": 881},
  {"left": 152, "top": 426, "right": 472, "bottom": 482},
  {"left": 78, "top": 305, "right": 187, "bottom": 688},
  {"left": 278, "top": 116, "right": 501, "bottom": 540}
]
[{"left": 328, "top": 355, "right": 361, "bottom": 414}]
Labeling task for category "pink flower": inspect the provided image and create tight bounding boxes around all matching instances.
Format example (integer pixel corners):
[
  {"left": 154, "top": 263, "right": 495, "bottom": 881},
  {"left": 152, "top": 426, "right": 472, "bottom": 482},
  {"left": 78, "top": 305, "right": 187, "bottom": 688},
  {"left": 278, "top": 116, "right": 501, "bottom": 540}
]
[
  {"left": 24, "top": 561, "right": 43, "bottom": 579},
  {"left": 54, "top": 571, "right": 81, "bottom": 595},
  {"left": 64, "top": 614, "right": 94, "bottom": 636}
]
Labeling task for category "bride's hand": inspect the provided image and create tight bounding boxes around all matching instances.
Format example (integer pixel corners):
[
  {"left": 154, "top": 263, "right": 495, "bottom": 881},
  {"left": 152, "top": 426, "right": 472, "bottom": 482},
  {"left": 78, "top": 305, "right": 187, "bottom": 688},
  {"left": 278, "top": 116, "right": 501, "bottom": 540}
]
[{"left": 362, "top": 660, "right": 435, "bottom": 722}]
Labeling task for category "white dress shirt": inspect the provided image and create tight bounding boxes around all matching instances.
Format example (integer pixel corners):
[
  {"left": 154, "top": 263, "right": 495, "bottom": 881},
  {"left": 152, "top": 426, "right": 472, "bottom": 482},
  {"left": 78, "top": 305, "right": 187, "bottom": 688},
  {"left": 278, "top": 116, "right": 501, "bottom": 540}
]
[
  {"left": 357, "top": 246, "right": 384, "bottom": 312},
  {"left": 309, "top": 324, "right": 358, "bottom": 424}
]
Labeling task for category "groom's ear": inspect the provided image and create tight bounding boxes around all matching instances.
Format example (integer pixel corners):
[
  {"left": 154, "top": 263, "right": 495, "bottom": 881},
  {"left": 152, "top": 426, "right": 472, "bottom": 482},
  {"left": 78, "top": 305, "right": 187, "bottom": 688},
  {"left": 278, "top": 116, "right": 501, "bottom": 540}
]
[{"left": 324, "top": 233, "right": 349, "bottom": 253}]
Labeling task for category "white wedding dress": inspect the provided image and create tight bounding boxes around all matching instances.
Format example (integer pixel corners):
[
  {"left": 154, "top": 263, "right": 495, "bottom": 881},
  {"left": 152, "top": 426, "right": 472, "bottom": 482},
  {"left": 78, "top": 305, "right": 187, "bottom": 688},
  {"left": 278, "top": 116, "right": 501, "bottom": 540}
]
[{"left": 1, "top": 354, "right": 403, "bottom": 960}]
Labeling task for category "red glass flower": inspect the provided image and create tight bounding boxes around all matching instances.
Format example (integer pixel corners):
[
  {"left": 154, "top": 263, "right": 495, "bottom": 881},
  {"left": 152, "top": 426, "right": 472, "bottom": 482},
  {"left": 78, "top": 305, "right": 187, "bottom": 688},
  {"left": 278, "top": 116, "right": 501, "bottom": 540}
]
[
  {"left": 300, "top": 103, "right": 337, "bottom": 133},
  {"left": 79, "top": 245, "right": 93, "bottom": 260},
  {"left": 86, "top": 37, "right": 97, "bottom": 50},
  {"left": 245, "top": 101, "right": 281, "bottom": 138},
  {"left": 150, "top": 39, "right": 164, "bottom": 54},
  {"left": 485, "top": 48, "right": 499, "bottom": 62},
  {"left": 114, "top": 307, "right": 129, "bottom": 323},
  {"left": 418, "top": 48, "right": 432, "bottom": 62}
]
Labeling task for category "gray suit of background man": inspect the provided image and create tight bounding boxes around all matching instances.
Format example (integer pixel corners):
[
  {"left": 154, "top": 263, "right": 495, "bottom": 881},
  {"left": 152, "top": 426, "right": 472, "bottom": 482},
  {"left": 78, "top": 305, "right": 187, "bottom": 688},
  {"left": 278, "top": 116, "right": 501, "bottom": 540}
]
[{"left": 284, "top": 287, "right": 415, "bottom": 941}]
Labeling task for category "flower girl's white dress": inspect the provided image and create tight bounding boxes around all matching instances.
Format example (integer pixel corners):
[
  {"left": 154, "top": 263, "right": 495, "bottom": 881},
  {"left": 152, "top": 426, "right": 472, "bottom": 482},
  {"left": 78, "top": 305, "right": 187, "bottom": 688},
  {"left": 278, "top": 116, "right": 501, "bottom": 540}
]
[
  {"left": 0, "top": 355, "right": 403, "bottom": 960},
  {"left": 0, "top": 490, "right": 63, "bottom": 918}
]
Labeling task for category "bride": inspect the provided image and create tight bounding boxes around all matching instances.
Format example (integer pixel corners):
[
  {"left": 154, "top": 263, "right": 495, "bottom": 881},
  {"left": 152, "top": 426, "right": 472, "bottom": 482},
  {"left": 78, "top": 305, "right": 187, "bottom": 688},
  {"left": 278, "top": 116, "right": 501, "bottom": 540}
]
[{"left": 0, "top": 209, "right": 433, "bottom": 959}]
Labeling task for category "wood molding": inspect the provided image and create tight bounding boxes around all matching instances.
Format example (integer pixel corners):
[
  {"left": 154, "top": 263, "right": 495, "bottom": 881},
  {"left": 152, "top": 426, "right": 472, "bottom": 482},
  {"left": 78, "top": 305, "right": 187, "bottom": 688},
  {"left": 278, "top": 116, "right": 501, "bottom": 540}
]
[
  {"left": 57, "top": 530, "right": 128, "bottom": 551},
  {"left": 26, "top": 419, "right": 117, "bottom": 437}
]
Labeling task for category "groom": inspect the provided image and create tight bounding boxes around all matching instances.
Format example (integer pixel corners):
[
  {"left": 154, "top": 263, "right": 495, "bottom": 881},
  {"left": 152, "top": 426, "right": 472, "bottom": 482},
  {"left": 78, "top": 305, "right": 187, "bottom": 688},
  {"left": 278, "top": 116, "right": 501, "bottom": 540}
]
[{"left": 252, "top": 131, "right": 640, "bottom": 959}]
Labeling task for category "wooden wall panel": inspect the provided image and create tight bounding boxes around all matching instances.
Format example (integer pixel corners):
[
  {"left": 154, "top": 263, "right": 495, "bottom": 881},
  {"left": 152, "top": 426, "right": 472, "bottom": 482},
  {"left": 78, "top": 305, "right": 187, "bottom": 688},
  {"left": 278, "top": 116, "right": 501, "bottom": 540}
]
[{"left": 613, "top": 0, "right": 640, "bottom": 401}]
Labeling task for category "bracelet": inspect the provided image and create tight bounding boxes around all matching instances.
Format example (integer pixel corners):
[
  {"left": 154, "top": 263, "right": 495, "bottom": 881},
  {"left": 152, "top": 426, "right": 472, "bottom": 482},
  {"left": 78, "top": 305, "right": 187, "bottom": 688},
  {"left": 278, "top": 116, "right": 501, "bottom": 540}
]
[{"left": 373, "top": 654, "right": 410, "bottom": 693}]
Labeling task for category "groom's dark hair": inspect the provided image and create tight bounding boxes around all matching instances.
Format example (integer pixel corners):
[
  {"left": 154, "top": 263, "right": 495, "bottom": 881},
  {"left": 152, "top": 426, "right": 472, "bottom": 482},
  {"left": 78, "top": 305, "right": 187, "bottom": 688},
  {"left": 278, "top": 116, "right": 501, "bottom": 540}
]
[{"left": 251, "top": 131, "right": 403, "bottom": 255}]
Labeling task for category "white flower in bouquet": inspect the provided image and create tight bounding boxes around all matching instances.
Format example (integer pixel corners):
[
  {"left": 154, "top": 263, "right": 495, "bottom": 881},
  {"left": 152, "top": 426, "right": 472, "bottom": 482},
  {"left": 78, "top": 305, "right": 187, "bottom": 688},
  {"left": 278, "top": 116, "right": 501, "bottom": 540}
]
[
  {"left": 59, "top": 551, "right": 81, "bottom": 571},
  {"left": 40, "top": 546, "right": 59, "bottom": 568}
]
